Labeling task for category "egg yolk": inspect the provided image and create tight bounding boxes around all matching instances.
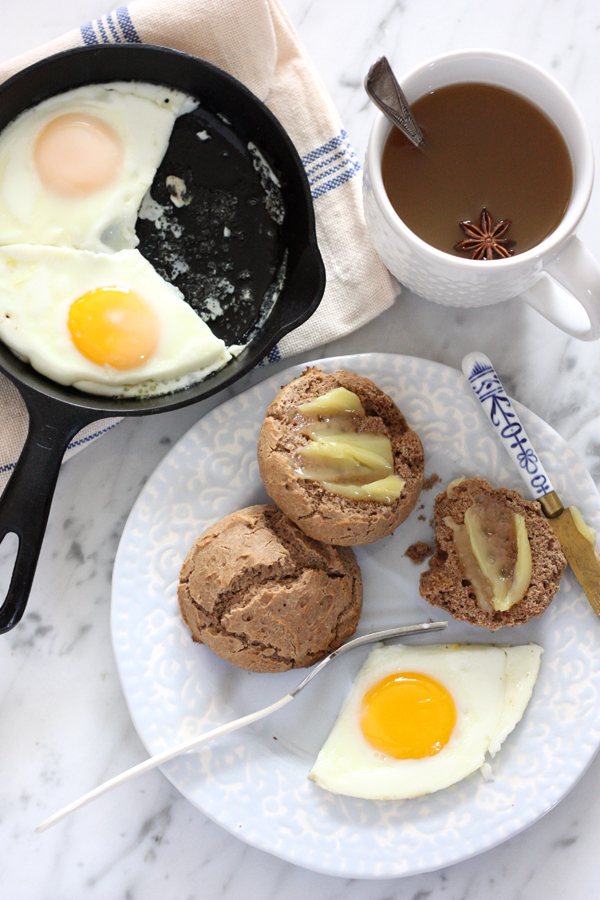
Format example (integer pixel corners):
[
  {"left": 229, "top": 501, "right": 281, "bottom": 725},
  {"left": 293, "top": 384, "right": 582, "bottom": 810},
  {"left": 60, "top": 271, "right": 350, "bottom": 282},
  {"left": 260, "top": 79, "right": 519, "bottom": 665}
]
[
  {"left": 34, "top": 113, "right": 123, "bottom": 197},
  {"left": 68, "top": 286, "right": 159, "bottom": 370},
  {"left": 360, "top": 671, "right": 457, "bottom": 759}
]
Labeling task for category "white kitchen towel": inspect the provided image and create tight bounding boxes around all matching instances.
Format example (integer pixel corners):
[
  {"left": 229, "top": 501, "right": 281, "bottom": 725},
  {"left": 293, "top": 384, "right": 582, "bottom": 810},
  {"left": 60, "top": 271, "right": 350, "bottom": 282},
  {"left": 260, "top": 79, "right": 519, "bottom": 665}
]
[{"left": 0, "top": 0, "right": 398, "bottom": 493}]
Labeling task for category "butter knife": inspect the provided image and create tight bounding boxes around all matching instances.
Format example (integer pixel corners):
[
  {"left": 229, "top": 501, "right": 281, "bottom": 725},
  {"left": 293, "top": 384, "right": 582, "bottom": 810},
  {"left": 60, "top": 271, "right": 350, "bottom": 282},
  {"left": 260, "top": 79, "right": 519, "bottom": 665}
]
[{"left": 462, "top": 350, "right": 600, "bottom": 618}]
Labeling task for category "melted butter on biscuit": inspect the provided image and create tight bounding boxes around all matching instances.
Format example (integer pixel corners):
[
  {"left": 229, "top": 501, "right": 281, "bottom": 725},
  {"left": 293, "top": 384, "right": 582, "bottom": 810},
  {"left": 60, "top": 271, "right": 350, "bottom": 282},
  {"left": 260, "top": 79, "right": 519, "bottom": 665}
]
[
  {"left": 297, "top": 386, "right": 365, "bottom": 417},
  {"left": 444, "top": 493, "right": 532, "bottom": 613},
  {"left": 291, "top": 387, "right": 405, "bottom": 503}
]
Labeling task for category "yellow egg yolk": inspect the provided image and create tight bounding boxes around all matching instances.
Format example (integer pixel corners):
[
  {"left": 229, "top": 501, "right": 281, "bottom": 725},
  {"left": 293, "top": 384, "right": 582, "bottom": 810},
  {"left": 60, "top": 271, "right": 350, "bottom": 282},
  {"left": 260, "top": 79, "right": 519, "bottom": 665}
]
[
  {"left": 68, "top": 286, "right": 159, "bottom": 370},
  {"left": 360, "top": 671, "right": 457, "bottom": 759},
  {"left": 34, "top": 113, "right": 123, "bottom": 197}
]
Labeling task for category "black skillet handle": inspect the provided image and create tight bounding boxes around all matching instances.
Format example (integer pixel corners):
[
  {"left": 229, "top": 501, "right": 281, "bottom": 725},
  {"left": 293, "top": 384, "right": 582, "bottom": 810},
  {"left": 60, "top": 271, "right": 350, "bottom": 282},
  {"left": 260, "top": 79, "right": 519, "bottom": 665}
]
[{"left": 0, "top": 387, "right": 103, "bottom": 633}]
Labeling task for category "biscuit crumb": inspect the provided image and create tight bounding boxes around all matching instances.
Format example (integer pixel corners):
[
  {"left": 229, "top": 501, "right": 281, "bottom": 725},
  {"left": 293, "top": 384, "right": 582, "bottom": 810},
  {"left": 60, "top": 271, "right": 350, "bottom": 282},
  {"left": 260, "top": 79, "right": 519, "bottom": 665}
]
[
  {"left": 423, "top": 473, "right": 441, "bottom": 490},
  {"left": 405, "top": 541, "right": 433, "bottom": 564}
]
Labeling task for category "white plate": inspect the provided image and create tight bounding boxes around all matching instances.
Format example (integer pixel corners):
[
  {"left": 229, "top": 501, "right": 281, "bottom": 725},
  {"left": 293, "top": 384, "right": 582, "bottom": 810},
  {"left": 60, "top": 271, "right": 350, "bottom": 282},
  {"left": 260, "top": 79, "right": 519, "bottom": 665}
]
[{"left": 111, "top": 353, "right": 600, "bottom": 878}]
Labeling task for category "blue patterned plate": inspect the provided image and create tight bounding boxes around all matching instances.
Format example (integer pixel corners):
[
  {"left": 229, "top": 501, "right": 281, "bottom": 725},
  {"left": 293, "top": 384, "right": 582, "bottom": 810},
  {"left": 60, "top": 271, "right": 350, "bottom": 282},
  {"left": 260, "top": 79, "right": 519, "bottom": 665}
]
[{"left": 111, "top": 353, "right": 600, "bottom": 878}]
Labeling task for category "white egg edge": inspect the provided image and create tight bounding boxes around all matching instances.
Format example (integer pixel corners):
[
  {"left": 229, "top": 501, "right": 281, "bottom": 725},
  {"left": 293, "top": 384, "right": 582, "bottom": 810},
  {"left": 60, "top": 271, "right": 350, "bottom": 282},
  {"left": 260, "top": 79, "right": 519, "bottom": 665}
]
[{"left": 488, "top": 643, "right": 543, "bottom": 757}]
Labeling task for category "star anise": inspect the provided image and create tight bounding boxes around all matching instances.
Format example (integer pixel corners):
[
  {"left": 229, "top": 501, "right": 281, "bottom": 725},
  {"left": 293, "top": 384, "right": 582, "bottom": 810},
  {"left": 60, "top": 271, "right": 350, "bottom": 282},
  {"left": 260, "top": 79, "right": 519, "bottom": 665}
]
[{"left": 454, "top": 208, "right": 516, "bottom": 260}]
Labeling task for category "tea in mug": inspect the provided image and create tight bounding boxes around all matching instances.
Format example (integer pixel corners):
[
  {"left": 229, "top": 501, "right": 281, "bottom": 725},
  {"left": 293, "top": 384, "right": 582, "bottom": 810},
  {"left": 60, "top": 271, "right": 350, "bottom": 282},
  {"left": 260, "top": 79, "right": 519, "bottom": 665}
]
[{"left": 381, "top": 82, "right": 573, "bottom": 257}]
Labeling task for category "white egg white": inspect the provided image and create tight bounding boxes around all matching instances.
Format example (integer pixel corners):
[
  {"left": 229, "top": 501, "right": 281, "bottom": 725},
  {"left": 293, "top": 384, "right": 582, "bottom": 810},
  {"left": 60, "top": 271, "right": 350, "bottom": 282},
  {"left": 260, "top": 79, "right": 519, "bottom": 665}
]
[
  {"left": 0, "top": 244, "right": 232, "bottom": 397},
  {"left": 0, "top": 82, "right": 196, "bottom": 253},
  {"left": 309, "top": 642, "right": 542, "bottom": 800}
]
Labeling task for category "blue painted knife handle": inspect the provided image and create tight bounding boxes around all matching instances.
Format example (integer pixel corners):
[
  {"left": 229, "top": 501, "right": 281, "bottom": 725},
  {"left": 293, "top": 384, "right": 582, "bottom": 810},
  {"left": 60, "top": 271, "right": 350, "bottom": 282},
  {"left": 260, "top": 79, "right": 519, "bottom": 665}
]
[{"left": 461, "top": 351, "right": 554, "bottom": 498}]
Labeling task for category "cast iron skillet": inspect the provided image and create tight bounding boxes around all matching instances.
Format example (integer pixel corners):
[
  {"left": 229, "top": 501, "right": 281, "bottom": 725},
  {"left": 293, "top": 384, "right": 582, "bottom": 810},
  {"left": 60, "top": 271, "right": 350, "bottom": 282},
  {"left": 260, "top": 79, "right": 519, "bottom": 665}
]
[{"left": 0, "top": 44, "right": 325, "bottom": 633}]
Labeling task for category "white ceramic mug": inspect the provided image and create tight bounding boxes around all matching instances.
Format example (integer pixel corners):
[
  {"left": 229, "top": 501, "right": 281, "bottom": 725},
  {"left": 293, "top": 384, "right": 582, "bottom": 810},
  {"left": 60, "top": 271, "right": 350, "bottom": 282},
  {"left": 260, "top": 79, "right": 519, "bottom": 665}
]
[{"left": 363, "top": 49, "right": 600, "bottom": 340}]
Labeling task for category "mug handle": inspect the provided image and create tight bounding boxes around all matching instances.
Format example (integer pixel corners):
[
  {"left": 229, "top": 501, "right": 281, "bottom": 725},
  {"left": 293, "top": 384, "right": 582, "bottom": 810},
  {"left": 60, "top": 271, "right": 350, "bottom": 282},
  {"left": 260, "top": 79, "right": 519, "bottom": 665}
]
[{"left": 519, "top": 236, "right": 600, "bottom": 341}]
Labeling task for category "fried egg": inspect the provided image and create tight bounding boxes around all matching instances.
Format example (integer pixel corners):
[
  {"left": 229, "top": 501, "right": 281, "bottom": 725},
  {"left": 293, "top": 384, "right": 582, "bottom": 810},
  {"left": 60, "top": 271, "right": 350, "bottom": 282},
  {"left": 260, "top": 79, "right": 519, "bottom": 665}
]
[
  {"left": 0, "top": 244, "right": 231, "bottom": 397},
  {"left": 0, "top": 82, "right": 196, "bottom": 252},
  {"left": 309, "top": 642, "right": 541, "bottom": 800}
]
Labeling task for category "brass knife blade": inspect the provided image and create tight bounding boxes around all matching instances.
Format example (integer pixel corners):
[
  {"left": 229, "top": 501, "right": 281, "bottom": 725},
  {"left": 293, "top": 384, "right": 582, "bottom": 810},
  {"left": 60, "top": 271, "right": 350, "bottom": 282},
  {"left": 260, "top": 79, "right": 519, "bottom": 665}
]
[{"left": 543, "top": 503, "right": 600, "bottom": 618}]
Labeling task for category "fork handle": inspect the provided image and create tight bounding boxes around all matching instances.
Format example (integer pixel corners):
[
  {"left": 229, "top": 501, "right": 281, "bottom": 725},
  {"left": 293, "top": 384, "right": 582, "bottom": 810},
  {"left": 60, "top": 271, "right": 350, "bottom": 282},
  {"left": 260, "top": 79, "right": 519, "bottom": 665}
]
[
  {"left": 461, "top": 351, "right": 554, "bottom": 499},
  {"left": 35, "top": 693, "right": 295, "bottom": 833}
]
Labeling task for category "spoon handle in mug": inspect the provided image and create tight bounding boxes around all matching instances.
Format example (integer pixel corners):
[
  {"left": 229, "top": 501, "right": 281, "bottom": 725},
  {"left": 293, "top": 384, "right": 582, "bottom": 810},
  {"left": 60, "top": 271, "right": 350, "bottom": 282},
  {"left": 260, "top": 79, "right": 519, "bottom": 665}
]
[
  {"left": 364, "top": 56, "right": 424, "bottom": 148},
  {"left": 461, "top": 351, "right": 554, "bottom": 499}
]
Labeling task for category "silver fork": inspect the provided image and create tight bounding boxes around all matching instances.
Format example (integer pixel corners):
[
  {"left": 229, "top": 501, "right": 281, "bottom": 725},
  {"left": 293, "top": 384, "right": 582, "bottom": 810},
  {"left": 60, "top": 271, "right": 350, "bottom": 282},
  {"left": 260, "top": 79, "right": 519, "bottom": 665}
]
[{"left": 36, "top": 620, "right": 447, "bottom": 833}]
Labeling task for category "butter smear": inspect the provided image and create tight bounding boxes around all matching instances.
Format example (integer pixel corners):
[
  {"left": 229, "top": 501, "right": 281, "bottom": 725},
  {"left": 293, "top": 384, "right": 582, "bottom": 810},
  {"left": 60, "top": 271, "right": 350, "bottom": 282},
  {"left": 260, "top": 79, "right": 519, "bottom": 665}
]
[{"left": 293, "top": 387, "right": 405, "bottom": 503}]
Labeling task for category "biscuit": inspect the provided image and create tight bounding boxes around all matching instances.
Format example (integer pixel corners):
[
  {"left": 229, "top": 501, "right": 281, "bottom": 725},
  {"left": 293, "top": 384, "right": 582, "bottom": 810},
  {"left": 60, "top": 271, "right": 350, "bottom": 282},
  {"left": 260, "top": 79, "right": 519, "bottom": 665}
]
[
  {"left": 419, "top": 477, "right": 567, "bottom": 629},
  {"left": 177, "top": 504, "right": 363, "bottom": 672},
  {"left": 257, "top": 368, "right": 424, "bottom": 545}
]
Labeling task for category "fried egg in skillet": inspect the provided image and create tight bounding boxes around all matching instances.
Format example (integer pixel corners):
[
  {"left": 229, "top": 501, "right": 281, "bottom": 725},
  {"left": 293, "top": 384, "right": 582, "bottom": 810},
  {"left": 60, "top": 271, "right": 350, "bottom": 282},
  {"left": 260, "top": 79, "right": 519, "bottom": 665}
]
[
  {"left": 0, "top": 75, "right": 289, "bottom": 397},
  {"left": 0, "top": 244, "right": 232, "bottom": 397},
  {"left": 0, "top": 82, "right": 196, "bottom": 253}
]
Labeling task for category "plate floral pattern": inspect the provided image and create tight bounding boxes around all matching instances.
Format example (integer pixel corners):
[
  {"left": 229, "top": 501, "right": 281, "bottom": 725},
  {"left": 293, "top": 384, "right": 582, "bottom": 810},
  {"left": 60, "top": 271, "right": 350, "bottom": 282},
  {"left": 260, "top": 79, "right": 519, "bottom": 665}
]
[{"left": 111, "top": 354, "right": 600, "bottom": 878}]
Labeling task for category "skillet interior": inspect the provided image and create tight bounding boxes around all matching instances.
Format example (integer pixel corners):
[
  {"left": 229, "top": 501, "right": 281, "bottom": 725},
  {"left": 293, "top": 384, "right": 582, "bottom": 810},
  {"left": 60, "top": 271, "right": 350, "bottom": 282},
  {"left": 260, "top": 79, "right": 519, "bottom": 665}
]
[{"left": 0, "top": 43, "right": 325, "bottom": 416}]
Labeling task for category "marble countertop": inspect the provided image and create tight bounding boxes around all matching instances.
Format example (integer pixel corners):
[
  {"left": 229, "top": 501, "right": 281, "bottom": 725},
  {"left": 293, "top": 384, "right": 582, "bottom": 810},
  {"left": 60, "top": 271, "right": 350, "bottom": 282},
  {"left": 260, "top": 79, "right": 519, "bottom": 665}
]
[{"left": 2, "top": 0, "right": 600, "bottom": 897}]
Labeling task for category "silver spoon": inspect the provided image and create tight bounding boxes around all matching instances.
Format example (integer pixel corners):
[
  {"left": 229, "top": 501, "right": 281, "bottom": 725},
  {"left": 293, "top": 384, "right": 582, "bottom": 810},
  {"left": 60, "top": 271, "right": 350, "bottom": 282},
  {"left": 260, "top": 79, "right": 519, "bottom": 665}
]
[
  {"left": 36, "top": 620, "right": 447, "bottom": 833},
  {"left": 365, "top": 56, "right": 424, "bottom": 148}
]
